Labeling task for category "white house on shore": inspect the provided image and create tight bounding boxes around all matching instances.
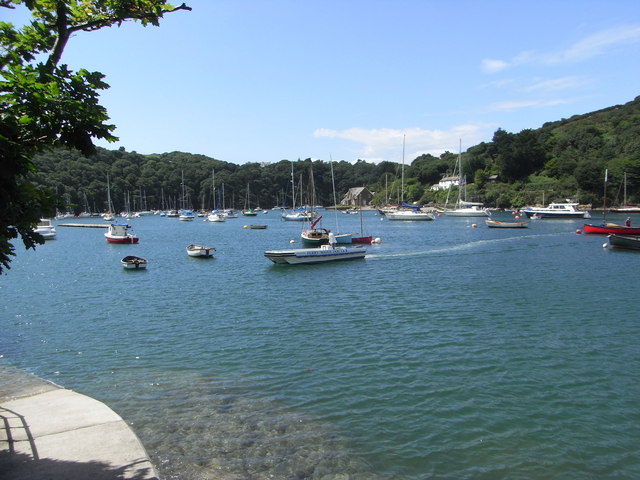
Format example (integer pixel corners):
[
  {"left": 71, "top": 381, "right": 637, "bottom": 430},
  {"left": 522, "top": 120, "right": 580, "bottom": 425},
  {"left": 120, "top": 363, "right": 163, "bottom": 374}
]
[{"left": 431, "top": 176, "right": 462, "bottom": 191}]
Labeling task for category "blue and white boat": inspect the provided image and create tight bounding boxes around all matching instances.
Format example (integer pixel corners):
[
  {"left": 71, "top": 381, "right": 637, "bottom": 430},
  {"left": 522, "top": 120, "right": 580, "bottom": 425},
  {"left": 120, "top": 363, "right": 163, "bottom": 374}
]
[
  {"left": 179, "top": 209, "right": 196, "bottom": 221},
  {"left": 522, "top": 202, "right": 589, "bottom": 219},
  {"left": 264, "top": 245, "right": 366, "bottom": 265}
]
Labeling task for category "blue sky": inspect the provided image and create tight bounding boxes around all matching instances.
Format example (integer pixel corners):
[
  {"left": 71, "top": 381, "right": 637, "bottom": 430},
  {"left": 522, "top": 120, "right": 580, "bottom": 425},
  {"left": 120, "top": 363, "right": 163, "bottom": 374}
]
[{"left": 5, "top": 1, "right": 640, "bottom": 165}]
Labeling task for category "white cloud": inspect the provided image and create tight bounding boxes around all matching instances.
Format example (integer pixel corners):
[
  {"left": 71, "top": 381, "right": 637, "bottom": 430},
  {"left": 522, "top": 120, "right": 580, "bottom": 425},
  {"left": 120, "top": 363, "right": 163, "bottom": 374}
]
[
  {"left": 314, "top": 124, "right": 492, "bottom": 162},
  {"left": 481, "top": 58, "right": 510, "bottom": 73},
  {"left": 523, "top": 76, "right": 591, "bottom": 93},
  {"left": 489, "top": 98, "right": 574, "bottom": 112},
  {"left": 552, "top": 25, "right": 640, "bottom": 64},
  {"left": 481, "top": 24, "right": 640, "bottom": 72}
]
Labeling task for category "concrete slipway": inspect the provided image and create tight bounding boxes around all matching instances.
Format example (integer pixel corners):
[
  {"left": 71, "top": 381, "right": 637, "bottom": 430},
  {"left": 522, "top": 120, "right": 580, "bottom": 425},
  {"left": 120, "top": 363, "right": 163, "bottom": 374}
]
[{"left": 0, "top": 369, "right": 158, "bottom": 480}]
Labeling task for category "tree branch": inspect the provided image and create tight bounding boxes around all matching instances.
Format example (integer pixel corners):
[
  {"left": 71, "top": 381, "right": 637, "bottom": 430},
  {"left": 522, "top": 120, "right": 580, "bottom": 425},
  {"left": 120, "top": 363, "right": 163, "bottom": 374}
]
[
  {"left": 44, "top": 1, "right": 71, "bottom": 74},
  {"left": 67, "top": 3, "right": 192, "bottom": 34}
]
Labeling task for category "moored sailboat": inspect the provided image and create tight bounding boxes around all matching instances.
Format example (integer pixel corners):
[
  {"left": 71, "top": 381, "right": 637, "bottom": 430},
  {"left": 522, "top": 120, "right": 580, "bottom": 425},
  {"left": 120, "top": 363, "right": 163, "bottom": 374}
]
[
  {"left": 584, "top": 169, "right": 636, "bottom": 233},
  {"left": 444, "top": 140, "right": 490, "bottom": 217}
]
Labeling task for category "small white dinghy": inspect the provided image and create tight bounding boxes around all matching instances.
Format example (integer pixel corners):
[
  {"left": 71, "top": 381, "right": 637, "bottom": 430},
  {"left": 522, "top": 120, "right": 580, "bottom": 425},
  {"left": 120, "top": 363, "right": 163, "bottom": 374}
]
[
  {"left": 121, "top": 255, "right": 147, "bottom": 269},
  {"left": 186, "top": 244, "right": 215, "bottom": 258}
]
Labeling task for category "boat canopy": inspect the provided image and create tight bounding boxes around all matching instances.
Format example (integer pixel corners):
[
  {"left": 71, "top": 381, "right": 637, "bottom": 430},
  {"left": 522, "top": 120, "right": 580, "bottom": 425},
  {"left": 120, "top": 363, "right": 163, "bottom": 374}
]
[{"left": 401, "top": 202, "right": 421, "bottom": 209}]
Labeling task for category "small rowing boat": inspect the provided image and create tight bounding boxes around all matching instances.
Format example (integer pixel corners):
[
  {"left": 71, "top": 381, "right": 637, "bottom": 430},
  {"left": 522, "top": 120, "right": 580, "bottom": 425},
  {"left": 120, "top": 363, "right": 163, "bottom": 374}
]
[
  {"left": 485, "top": 219, "right": 528, "bottom": 228},
  {"left": 121, "top": 255, "right": 147, "bottom": 269}
]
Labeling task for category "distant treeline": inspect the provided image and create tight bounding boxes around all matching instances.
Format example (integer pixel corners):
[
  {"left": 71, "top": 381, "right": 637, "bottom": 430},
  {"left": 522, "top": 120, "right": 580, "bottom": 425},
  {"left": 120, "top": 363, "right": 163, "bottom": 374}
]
[{"left": 30, "top": 96, "right": 640, "bottom": 214}]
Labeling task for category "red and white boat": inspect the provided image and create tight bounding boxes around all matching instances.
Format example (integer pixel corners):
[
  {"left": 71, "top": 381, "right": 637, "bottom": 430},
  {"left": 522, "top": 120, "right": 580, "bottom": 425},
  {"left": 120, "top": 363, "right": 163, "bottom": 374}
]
[
  {"left": 105, "top": 223, "right": 139, "bottom": 244},
  {"left": 583, "top": 223, "right": 640, "bottom": 235}
]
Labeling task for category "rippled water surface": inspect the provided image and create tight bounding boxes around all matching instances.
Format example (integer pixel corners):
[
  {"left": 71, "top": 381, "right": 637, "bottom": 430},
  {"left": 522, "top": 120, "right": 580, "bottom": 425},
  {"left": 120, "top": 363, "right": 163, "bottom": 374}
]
[{"left": 2, "top": 211, "right": 639, "bottom": 479}]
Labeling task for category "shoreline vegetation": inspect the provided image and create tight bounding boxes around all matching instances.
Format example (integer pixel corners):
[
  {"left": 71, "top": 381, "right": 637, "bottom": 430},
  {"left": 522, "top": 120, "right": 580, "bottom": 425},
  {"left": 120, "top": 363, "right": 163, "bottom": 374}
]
[{"left": 27, "top": 96, "right": 640, "bottom": 217}]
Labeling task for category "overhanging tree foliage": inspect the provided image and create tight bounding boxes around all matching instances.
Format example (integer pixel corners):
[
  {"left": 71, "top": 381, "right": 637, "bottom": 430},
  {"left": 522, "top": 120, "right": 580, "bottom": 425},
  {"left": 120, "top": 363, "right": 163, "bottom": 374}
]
[{"left": 0, "top": 0, "right": 191, "bottom": 273}]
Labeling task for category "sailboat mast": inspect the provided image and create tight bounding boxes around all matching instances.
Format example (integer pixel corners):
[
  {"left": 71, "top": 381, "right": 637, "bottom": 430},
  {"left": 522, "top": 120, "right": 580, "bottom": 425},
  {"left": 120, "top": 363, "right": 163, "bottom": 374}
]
[
  {"left": 401, "top": 134, "right": 405, "bottom": 203},
  {"left": 291, "top": 162, "right": 296, "bottom": 209},
  {"left": 211, "top": 169, "right": 216, "bottom": 210},
  {"left": 330, "top": 157, "right": 340, "bottom": 231},
  {"left": 457, "top": 139, "right": 463, "bottom": 206},
  {"left": 106, "top": 173, "right": 112, "bottom": 213},
  {"left": 603, "top": 168, "right": 608, "bottom": 222}
]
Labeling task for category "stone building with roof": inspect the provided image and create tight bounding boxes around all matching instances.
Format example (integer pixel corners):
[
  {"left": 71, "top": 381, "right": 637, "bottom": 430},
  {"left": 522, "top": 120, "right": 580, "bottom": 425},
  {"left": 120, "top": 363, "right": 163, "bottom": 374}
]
[{"left": 341, "top": 187, "right": 373, "bottom": 206}]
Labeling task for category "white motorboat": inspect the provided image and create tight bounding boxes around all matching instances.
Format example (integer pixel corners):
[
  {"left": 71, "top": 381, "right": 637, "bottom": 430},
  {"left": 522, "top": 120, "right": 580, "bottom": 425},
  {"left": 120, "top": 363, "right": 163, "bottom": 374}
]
[
  {"left": 34, "top": 218, "right": 56, "bottom": 240},
  {"left": 522, "top": 202, "right": 590, "bottom": 219},
  {"left": 206, "top": 210, "right": 226, "bottom": 222},
  {"left": 186, "top": 244, "right": 215, "bottom": 258},
  {"left": 264, "top": 245, "right": 366, "bottom": 265},
  {"left": 105, "top": 223, "right": 138, "bottom": 244},
  {"left": 385, "top": 209, "right": 435, "bottom": 221},
  {"left": 282, "top": 211, "right": 314, "bottom": 221}
]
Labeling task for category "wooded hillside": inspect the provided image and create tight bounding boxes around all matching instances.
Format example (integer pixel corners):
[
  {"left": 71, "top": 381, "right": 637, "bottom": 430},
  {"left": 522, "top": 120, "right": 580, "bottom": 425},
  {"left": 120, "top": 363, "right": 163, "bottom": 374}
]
[{"left": 30, "top": 96, "right": 640, "bottom": 214}]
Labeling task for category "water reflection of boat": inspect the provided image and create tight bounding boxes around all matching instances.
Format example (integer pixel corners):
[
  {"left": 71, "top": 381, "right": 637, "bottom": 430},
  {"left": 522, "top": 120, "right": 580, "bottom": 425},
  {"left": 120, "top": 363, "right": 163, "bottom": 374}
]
[{"left": 264, "top": 245, "right": 366, "bottom": 265}]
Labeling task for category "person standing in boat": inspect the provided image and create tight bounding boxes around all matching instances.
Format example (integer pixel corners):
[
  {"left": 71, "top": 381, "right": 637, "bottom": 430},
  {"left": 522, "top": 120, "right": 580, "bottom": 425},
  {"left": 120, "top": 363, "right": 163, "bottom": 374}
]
[
  {"left": 328, "top": 231, "right": 337, "bottom": 248},
  {"left": 625, "top": 217, "right": 631, "bottom": 227}
]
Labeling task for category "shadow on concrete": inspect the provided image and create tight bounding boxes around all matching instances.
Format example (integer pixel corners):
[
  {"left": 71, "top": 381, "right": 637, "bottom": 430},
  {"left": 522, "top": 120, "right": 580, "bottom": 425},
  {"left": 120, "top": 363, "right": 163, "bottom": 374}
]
[{"left": 0, "top": 450, "right": 158, "bottom": 480}]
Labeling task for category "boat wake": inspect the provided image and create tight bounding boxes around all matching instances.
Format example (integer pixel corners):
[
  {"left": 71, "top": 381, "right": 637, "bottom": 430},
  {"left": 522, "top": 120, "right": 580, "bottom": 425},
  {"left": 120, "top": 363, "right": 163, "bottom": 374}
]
[{"left": 366, "top": 232, "right": 563, "bottom": 260}]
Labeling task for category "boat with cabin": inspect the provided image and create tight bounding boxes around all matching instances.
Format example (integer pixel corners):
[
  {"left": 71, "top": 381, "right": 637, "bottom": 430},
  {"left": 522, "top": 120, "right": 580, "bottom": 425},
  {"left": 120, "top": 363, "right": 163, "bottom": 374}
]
[
  {"left": 301, "top": 216, "right": 330, "bottom": 246},
  {"left": 522, "top": 202, "right": 589, "bottom": 219},
  {"left": 34, "top": 218, "right": 57, "bottom": 240},
  {"left": 385, "top": 206, "right": 435, "bottom": 221},
  {"left": 105, "top": 223, "right": 139, "bottom": 244},
  {"left": 264, "top": 244, "right": 366, "bottom": 265}
]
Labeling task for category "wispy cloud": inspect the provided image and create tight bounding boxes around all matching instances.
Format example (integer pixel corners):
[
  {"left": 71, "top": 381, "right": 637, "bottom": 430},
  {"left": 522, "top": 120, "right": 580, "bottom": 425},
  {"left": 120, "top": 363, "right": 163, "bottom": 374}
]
[
  {"left": 481, "top": 24, "right": 640, "bottom": 72},
  {"left": 488, "top": 98, "right": 574, "bottom": 112},
  {"left": 481, "top": 59, "right": 510, "bottom": 73},
  {"left": 314, "top": 125, "right": 491, "bottom": 162},
  {"left": 523, "top": 76, "right": 592, "bottom": 92}
]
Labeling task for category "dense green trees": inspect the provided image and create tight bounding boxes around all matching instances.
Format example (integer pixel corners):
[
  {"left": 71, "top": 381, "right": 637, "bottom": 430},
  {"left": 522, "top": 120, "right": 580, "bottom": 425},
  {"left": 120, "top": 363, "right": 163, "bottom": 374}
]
[
  {"left": 1, "top": 0, "right": 190, "bottom": 273},
  {"left": 19, "top": 94, "right": 640, "bottom": 234},
  {"left": 27, "top": 90, "right": 640, "bottom": 217}
]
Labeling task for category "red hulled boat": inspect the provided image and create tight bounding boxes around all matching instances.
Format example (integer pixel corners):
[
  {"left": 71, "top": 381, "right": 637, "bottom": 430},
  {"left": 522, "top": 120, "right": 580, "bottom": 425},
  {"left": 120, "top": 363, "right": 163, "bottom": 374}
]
[
  {"left": 583, "top": 223, "right": 640, "bottom": 235},
  {"left": 105, "top": 223, "right": 139, "bottom": 244}
]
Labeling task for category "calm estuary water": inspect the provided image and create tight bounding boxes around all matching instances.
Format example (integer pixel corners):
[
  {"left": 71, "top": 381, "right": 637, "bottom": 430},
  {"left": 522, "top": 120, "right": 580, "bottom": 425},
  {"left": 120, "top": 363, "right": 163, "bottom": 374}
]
[{"left": 1, "top": 210, "right": 639, "bottom": 479}]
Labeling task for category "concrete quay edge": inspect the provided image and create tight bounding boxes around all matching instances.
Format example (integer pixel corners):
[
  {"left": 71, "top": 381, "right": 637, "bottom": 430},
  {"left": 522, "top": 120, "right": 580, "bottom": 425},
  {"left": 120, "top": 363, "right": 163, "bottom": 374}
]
[{"left": 0, "top": 374, "right": 158, "bottom": 480}]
